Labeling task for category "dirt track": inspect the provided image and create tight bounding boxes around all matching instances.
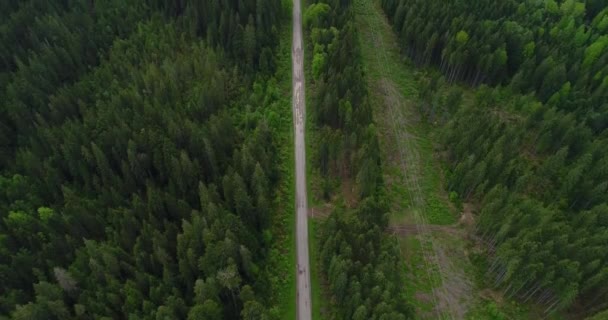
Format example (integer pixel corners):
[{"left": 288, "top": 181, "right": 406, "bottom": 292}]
[
  {"left": 388, "top": 224, "right": 463, "bottom": 236},
  {"left": 292, "top": 0, "right": 312, "bottom": 318}
]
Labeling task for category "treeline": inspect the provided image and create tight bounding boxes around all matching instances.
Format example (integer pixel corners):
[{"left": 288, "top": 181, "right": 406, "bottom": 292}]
[
  {"left": 379, "top": 0, "right": 608, "bottom": 315},
  {"left": 146, "top": 0, "right": 282, "bottom": 73},
  {"left": 306, "top": 0, "right": 413, "bottom": 318},
  {"left": 0, "top": 0, "right": 152, "bottom": 168},
  {"left": 1, "top": 0, "right": 286, "bottom": 319},
  {"left": 442, "top": 86, "right": 608, "bottom": 314},
  {"left": 306, "top": 0, "right": 381, "bottom": 198},
  {"left": 320, "top": 199, "right": 413, "bottom": 320},
  {"left": 380, "top": 0, "right": 608, "bottom": 117},
  {"left": 1, "top": 0, "right": 283, "bottom": 168}
]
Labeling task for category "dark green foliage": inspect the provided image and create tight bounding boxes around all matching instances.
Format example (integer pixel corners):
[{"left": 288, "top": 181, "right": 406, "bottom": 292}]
[
  {"left": 380, "top": 0, "right": 608, "bottom": 315},
  {"left": 307, "top": 0, "right": 413, "bottom": 318},
  {"left": 308, "top": 0, "right": 381, "bottom": 197},
  {"left": 320, "top": 199, "right": 413, "bottom": 320},
  {"left": 381, "top": 0, "right": 608, "bottom": 118},
  {"left": 149, "top": 0, "right": 283, "bottom": 72},
  {"left": 441, "top": 87, "right": 608, "bottom": 313},
  {"left": 0, "top": 0, "right": 286, "bottom": 318},
  {"left": 0, "top": 0, "right": 152, "bottom": 167}
]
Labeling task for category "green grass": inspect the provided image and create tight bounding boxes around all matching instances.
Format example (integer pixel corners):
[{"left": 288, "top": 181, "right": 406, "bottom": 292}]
[
  {"left": 303, "top": 13, "right": 328, "bottom": 320},
  {"left": 416, "top": 131, "right": 455, "bottom": 225},
  {"left": 309, "top": 219, "right": 325, "bottom": 320},
  {"left": 354, "top": 0, "right": 456, "bottom": 227},
  {"left": 353, "top": 0, "right": 418, "bottom": 95},
  {"left": 354, "top": 0, "right": 461, "bottom": 317},
  {"left": 465, "top": 296, "right": 568, "bottom": 320},
  {"left": 269, "top": 17, "right": 296, "bottom": 320},
  {"left": 586, "top": 309, "right": 608, "bottom": 320},
  {"left": 399, "top": 236, "right": 440, "bottom": 314},
  {"left": 302, "top": 0, "right": 324, "bottom": 208},
  {"left": 352, "top": 1, "right": 573, "bottom": 319},
  {"left": 300, "top": 0, "right": 332, "bottom": 317}
]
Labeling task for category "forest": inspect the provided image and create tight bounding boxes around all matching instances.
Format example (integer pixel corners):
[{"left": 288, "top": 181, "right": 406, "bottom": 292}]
[
  {"left": 4, "top": 0, "right": 607, "bottom": 318},
  {"left": 305, "top": 0, "right": 413, "bottom": 318},
  {"left": 382, "top": 0, "right": 608, "bottom": 316},
  {"left": 0, "top": 0, "right": 289, "bottom": 319}
]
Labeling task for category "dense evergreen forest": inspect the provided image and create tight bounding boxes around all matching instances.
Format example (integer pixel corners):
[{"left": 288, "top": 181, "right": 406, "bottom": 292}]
[
  {"left": 0, "top": 0, "right": 289, "bottom": 319},
  {"left": 382, "top": 0, "right": 608, "bottom": 316},
  {"left": 306, "top": 0, "right": 413, "bottom": 318}
]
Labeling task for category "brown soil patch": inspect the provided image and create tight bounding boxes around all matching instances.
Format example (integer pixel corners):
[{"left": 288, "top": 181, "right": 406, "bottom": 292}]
[
  {"left": 459, "top": 203, "right": 476, "bottom": 229},
  {"left": 434, "top": 235, "right": 474, "bottom": 319},
  {"left": 340, "top": 177, "right": 359, "bottom": 208},
  {"left": 479, "top": 288, "right": 505, "bottom": 304},
  {"left": 308, "top": 203, "right": 332, "bottom": 219},
  {"left": 388, "top": 224, "right": 463, "bottom": 237},
  {"left": 375, "top": 79, "right": 421, "bottom": 124},
  {"left": 415, "top": 291, "right": 432, "bottom": 304}
]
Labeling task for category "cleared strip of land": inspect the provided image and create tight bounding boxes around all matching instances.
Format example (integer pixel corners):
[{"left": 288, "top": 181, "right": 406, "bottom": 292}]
[{"left": 354, "top": 0, "right": 473, "bottom": 318}]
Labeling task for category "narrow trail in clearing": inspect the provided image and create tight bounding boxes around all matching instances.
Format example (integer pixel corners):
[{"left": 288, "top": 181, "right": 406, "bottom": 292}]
[{"left": 353, "top": 0, "right": 474, "bottom": 319}]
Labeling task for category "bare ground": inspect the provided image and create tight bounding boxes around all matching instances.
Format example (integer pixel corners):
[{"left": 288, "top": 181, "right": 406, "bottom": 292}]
[{"left": 308, "top": 204, "right": 332, "bottom": 219}]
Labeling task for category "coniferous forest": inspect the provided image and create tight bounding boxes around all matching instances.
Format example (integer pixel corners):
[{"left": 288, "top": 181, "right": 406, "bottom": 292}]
[
  {"left": 382, "top": 0, "right": 608, "bottom": 315},
  {"left": 3, "top": 0, "right": 608, "bottom": 318},
  {"left": 305, "top": 0, "right": 414, "bottom": 318},
  {"left": 0, "top": 0, "right": 288, "bottom": 319}
]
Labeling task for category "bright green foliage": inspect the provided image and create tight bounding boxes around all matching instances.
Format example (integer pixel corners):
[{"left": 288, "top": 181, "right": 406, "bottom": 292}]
[
  {"left": 456, "top": 31, "right": 470, "bottom": 44},
  {"left": 36, "top": 207, "right": 54, "bottom": 222},
  {"left": 381, "top": 0, "right": 608, "bottom": 112},
  {"left": 546, "top": 0, "right": 560, "bottom": 14},
  {"left": 304, "top": 3, "right": 331, "bottom": 29},
  {"left": 583, "top": 36, "right": 608, "bottom": 68},
  {"left": 587, "top": 309, "right": 608, "bottom": 320},
  {"left": 312, "top": 52, "right": 328, "bottom": 80}
]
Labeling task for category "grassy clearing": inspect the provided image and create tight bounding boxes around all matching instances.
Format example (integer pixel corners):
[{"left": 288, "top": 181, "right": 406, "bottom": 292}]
[
  {"left": 417, "top": 132, "right": 455, "bottom": 226},
  {"left": 353, "top": 1, "right": 572, "bottom": 319},
  {"left": 309, "top": 219, "right": 327, "bottom": 320},
  {"left": 399, "top": 236, "right": 440, "bottom": 316},
  {"left": 354, "top": 0, "right": 456, "bottom": 227},
  {"left": 355, "top": 0, "right": 467, "bottom": 317}
]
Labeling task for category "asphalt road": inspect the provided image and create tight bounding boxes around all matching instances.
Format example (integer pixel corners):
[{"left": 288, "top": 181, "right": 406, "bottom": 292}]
[{"left": 292, "top": 0, "right": 312, "bottom": 318}]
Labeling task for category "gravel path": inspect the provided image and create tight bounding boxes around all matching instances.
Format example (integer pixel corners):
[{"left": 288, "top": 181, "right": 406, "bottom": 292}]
[{"left": 292, "top": 0, "right": 312, "bottom": 318}]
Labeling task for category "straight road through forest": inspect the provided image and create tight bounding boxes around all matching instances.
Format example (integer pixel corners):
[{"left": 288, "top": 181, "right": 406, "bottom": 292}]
[{"left": 292, "top": 0, "right": 312, "bottom": 318}]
